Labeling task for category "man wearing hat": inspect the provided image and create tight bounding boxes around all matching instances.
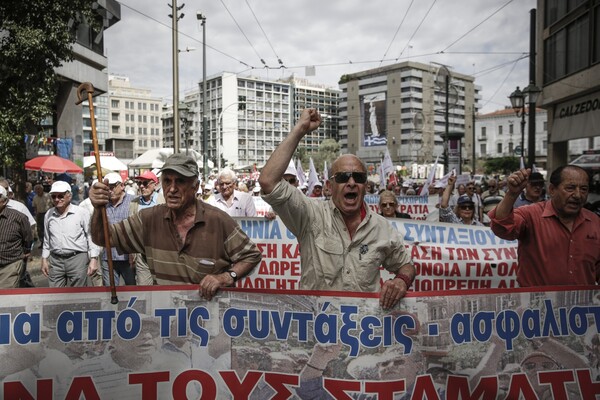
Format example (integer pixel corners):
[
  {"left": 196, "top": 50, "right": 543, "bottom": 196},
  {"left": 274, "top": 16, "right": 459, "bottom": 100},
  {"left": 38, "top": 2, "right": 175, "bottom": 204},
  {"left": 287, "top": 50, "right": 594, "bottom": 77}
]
[
  {"left": 129, "top": 171, "right": 164, "bottom": 285},
  {"left": 0, "top": 186, "right": 33, "bottom": 288},
  {"left": 513, "top": 171, "right": 546, "bottom": 208},
  {"left": 89, "top": 153, "right": 261, "bottom": 299},
  {"left": 490, "top": 166, "right": 600, "bottom": 286},
  {"left": 97, "top": 173, "right": 137, "bottom": 286},
  {"left": 41, "top": 181, "right": 100, "bottom": 287}
]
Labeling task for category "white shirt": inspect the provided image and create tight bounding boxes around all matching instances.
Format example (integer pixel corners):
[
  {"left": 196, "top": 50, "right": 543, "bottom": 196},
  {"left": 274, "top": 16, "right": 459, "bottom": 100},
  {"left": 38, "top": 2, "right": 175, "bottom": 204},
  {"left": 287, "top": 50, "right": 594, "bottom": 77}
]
[
  {"left": 8, "top": 199, "right": 35, "bottom": 226},
  {"left": 209, "top": 190, "right": 256, "bottom": 217}
]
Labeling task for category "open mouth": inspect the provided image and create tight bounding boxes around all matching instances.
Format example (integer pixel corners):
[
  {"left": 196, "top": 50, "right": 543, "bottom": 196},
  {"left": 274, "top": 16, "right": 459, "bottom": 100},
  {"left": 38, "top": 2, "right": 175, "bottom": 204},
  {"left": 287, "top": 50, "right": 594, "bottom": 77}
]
[{"left": 345, "top": 193, "right": 358, "bottom": 201}]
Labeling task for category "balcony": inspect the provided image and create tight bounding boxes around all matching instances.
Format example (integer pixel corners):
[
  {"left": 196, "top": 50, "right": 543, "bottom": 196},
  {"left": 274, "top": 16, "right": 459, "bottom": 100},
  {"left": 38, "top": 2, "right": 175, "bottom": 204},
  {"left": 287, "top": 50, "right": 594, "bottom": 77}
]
[{"left": 478, "top": 136, "right": 487, "bottom": 141}]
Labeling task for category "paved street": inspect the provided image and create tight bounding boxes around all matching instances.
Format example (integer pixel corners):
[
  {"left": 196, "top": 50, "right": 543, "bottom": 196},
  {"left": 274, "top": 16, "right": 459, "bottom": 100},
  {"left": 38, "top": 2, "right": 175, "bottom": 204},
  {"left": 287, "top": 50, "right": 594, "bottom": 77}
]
[{"left": 26, "top": 245, "right": 48, "bottom": 288}]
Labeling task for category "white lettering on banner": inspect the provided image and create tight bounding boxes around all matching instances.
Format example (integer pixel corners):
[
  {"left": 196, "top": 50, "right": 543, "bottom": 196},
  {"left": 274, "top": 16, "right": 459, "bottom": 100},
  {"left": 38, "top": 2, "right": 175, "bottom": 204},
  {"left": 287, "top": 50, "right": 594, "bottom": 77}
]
[
  {"left": 236, "top": 216, "right": 519, "bottom": 290},
  {"left": 0, "top": 288, "right": 598, "bottom": 399}
]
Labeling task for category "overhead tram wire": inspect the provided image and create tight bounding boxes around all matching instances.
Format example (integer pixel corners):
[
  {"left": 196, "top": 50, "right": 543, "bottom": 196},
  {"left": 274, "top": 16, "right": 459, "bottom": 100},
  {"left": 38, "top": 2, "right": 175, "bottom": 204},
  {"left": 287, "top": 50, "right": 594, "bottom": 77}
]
[
  {"left": 118, "top": 1, "right": 257, "bottom": 69},
  {"left": 479, "top": 56, "right": 522, "bottom": 110},
  {"left": 439, "top": 0, "right": 515, "bottom": 53},
  {"left": 245, "top": 0, "right": 285, "bottom": 68},
  {"left": 219, "top": 0, "right": 268, "bottom": 68},
  {"left": 378, "top": 0, "right": 414, "bottom": 67},
  {"left": 395, "top": 0, "right": 438, "bottom": 62}
]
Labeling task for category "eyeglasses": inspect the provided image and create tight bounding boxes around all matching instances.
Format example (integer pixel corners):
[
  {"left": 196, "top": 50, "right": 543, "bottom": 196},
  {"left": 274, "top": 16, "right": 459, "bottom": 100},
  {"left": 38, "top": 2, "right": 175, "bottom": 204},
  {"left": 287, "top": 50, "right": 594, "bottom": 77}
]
[
  {"left": 529, "top": 182, "right": 544, "bottom": 188},
  {"left": 284, "top": 177, "right": 297, "bottom": 185},
  {"left": 459, "top": 205, "right": 474, "bottom": 210},
  {"left": 51, "top": 193, "right": 66, "bottom": 200},
  {"left": 380, "top": 202, "right": 396, "bottom": 208},
  {"left": 330, "top": 171, "right": 368, "bottom": 184},
  {"left": 137, "top": 180, "right": 154, "bottom": 187},
  {"left": 466, "top": 186, "right": 474, "bottom": 190}
]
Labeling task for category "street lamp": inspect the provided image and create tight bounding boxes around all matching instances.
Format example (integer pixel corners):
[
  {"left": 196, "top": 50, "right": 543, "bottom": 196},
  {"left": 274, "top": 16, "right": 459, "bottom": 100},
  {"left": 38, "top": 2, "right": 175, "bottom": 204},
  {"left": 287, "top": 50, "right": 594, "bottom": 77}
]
[
  {"left": 178, "top": 103, "right": 190, "bottom": 155},
  {"left": 197, "top": 12, "right": 208, "bottom": 180},
  {"left": 509, "top": 84, "right": 541, "bottom": 166},
  {"left": 216, "top": 99, "right": 253, "bottom": 174}
]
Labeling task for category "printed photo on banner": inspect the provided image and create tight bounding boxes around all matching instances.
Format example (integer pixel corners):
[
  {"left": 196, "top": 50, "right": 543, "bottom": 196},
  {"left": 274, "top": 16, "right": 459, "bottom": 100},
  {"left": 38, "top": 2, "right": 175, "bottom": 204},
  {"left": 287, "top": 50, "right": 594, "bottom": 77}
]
[{"left": 362, "top": 92, "right": 387, "bottom": 147}]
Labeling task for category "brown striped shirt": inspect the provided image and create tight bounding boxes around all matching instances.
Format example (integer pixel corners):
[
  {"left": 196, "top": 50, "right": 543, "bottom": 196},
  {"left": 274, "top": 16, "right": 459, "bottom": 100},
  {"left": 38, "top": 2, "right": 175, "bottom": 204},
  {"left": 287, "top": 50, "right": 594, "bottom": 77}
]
[
  {"left": 0, "top": 207, "right": 33, "bottom": 266},
  {"left": 108, "top": 199, "right": 261, "bottom": 285}
]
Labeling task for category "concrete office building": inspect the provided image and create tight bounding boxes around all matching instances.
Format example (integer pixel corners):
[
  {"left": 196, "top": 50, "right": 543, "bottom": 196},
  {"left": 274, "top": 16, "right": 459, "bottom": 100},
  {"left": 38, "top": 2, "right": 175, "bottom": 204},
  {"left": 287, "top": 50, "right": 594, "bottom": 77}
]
[
  {"left": 40, "top": 0, "right": 121, "bottom": 162},
  {"left": 173, "top": 72, "right": 339, "bottom": 171},
  {"left": 536, "top": 1, "right": 600, "bottom": 171},
  {"left": 338, "top": 61, "right": 481, "bottom": 171}
]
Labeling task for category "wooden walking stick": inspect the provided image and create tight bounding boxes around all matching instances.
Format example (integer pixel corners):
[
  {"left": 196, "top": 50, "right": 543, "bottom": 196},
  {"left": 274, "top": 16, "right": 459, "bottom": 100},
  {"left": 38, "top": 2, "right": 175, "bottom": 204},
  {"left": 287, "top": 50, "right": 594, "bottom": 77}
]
[{"left": 76, "top": 82, "right": 118, "bottom": 304}]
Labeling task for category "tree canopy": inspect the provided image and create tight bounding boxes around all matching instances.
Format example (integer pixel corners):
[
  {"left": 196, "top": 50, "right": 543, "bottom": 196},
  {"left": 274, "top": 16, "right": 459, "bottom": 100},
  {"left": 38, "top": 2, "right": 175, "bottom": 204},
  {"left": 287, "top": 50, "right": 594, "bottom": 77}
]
[{"left": 0, "top": 1, "right": 95, "bottom": 167}]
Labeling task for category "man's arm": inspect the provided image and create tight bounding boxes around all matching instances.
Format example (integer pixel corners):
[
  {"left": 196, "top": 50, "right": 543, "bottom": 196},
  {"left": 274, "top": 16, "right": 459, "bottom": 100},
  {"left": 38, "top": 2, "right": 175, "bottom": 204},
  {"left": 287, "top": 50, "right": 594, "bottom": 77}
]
[
  {"left": 440, "top": 175, "right": 456, "bottom": 209},
  {"left": 491, "top": 168, "right": 530, "bottom": 220},
  {"left": 87, "top": 180, "right": 110, "bottom": 246},
  {"left": 259, "top": 108, "right": 322, "bottom": 195}
]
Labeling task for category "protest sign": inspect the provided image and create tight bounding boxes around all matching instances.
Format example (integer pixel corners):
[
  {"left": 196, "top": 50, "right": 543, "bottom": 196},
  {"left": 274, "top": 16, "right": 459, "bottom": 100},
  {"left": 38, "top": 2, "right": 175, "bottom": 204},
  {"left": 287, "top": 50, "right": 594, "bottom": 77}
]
[
  {"left": 237, "top": 217, "right": 518, "bottom": 291},
  {"left": 0, "top": 286, "right": 598, "bottom": 399}
]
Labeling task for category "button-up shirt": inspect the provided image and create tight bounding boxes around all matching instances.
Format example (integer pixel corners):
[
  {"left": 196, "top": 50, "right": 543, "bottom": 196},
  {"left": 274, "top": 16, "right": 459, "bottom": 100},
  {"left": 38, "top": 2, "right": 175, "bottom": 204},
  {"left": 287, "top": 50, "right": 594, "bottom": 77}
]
[
  {"left": 489, "top": 200, "right": 600, "bottom": 286},
  {"left": 42, "top": 204, "right": 100, "bottom": 258},
  {"left": 209, "top": 190, "right": 256, "bottom": 217},
  {"left": 0, "top": 207, "right": 33, "bottom": 265},
  {"left": 262, "top": 181, "right": 412, "bottom": 292}
]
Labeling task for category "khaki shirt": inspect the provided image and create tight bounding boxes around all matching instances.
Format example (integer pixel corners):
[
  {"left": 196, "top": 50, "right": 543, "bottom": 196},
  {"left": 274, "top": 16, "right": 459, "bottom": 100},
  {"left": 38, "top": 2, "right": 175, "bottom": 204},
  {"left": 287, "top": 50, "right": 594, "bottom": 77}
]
[{"left": 263, "top": 181, "right": 412, "bottom": 292}]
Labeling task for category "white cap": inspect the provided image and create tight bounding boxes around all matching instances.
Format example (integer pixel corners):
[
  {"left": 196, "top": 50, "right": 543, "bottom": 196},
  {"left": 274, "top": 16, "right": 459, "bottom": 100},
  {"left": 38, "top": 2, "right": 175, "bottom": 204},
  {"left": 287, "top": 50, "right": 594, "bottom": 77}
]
[
  {"left": 0, "top": 186, "right": 7, "bottom": 198},
  {"left": 104, "top": 172, "right": 123, "bottom": 184},
  {"left": 205, "top": 182, "right": 214, "bottom": 191},
  {"left": 434, "top": 181, "right": 445, "bottom": 188},
  {"left": 50, "top": 181, "right": 71, "bottom": 194},
  {"left": 253, "top": 186, "right": 261, "bottom": 193},
  {"left": 284, "top": 159, "right": 297, "bottom": 177}
]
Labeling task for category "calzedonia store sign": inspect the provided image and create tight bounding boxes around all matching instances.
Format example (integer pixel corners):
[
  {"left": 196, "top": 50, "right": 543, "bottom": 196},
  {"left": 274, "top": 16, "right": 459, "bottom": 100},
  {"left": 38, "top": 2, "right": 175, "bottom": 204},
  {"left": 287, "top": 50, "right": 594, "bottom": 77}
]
[{"left": 552, "top": 91, "right": 600, "bottom": 142}]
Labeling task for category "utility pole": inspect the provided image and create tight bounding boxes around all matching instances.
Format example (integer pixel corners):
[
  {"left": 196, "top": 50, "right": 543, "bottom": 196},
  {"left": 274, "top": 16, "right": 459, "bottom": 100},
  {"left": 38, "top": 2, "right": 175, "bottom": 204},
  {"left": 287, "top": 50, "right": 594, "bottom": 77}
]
[
  {"left": 169, "top": 0, "right": 185, "bottom": 153},
  {"left": 527, "top": 8, "right": 537, "bottom": 168},
  {"left": 197, "top": 12, "right": 208, "bottom": 179}
]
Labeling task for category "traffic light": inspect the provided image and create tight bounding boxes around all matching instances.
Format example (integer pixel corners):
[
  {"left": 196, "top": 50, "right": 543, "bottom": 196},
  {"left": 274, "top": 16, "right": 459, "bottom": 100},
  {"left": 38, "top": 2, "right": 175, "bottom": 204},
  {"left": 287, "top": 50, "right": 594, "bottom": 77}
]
[{"left": 238, "top": 96, "right": 246, "bottom": 110}]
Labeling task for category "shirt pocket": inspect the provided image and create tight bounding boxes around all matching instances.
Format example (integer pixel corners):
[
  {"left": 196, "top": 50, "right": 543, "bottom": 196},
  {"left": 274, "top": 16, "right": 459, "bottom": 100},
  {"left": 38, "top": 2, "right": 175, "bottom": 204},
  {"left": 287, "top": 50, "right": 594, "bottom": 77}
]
[{"left": 314, "top": 235, "right": 345, "bottom": 286}]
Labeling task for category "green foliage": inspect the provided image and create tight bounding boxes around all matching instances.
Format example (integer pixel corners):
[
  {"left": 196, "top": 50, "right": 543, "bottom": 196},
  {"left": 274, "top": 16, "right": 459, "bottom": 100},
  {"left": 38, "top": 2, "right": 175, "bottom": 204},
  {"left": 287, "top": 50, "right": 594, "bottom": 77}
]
[
  {"left": 313, "top": 139, "right": 340, "bottom": 172},
  {"left": 484, "top": 157, "right": 520, "bottom": 176},
  {"left": 0, "top": 1, "right": 95, "bottom": 166}
]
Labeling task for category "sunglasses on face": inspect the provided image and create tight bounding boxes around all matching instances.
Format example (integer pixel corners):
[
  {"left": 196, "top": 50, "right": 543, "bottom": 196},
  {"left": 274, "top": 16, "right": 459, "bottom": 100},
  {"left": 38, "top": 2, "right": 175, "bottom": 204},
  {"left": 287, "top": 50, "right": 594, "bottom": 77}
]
[
  {"left": 459, "top": 205, "right": 474, "bottom": 210},
  {"left": 380, "top": 202, "right": 396, "bottom": 208},
  {"left": 137, "top": 180, "right": 154, "bottom": 187},
  {"left": 529, "top": 182, "right": 544, "bottom": 188},
  {"left": 51, "top": 193, "right": 66, "bottom": 200},
  {"left": 330, "top": 171, "right": 368, "bottom": 184},
  {"left": 108, "top": 183, "right": 121, "bottom": 190}
]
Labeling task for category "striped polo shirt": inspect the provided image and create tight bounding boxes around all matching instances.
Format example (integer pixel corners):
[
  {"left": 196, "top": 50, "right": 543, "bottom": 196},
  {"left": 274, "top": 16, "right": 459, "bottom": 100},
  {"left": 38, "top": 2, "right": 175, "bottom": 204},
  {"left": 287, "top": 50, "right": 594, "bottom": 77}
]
[{"left": 109, "top": 199, "right": 262, "bottom": 285}]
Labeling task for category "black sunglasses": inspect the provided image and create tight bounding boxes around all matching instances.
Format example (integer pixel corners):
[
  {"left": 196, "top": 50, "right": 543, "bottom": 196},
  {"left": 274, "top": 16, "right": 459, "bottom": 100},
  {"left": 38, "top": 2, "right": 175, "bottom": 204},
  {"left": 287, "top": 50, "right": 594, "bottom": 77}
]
[
  {"left": 330, "top": 171, "right": 368, "bottom": 184},
  {"left": 284, "top": 177, "right": 297, "bottom": 185}
]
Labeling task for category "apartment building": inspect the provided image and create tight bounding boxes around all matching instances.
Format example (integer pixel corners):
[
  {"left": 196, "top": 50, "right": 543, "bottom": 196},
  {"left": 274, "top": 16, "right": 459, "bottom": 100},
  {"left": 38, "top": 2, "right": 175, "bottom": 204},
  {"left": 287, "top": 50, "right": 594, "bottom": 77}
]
[{"left": 105, "top": 75, "right": 163, "bottom": 162}]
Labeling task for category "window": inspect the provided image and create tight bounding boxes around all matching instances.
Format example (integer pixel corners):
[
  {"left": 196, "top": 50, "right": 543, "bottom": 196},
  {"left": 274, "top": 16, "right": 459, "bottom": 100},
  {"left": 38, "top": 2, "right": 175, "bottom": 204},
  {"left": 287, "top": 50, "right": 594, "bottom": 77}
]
[
  {"left": 481, "top": 127, "right": 486, "bottom": 137},
  {"left": 497, "top": 143, "right": 503, "bottom": 153},
  {"left": 509, "top": 124, "right": 514, "bottom": 134},
  {"left": 498, "top": 125, "right": 503, "bottom": 135},
  {"left": 111, "top": 100, "right": 120, "bottom": 108},
  {"left": 111, "top": 113, "right": 119, "bottom": 121},
  {"left": 480, "top": 144, "right": 486, "bottom": 154}
]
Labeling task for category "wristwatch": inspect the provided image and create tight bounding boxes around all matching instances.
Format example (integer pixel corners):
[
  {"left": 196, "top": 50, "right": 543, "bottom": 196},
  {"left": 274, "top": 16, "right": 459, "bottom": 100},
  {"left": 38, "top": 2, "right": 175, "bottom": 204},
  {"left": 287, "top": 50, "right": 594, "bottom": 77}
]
[{"left": 227, "top": 270, "right": 238, "bottom": 283}]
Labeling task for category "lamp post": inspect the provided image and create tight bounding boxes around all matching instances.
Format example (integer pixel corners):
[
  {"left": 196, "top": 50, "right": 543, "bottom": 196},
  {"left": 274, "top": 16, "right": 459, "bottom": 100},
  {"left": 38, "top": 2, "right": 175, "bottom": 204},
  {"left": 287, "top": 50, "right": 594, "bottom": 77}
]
[
  {"left": 197, "top": 12, "right": 208, "bottom": 180},
  {"left": 178, "top": 103, "right": 190, "bottom": 155},
  {"left": 509, "top": 84, "right": 541, "bottom": 166},
  {"left": 216, "top": 99, "right": 252, "bottom": 174}
]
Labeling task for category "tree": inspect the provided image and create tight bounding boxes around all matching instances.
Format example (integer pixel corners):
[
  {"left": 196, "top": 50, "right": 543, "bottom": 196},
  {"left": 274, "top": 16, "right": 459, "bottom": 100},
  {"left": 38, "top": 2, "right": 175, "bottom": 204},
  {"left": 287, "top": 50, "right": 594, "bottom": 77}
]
[
  {"left": 313, "top": 139, "right": 340, "bottom": 172},
  {"left": 484, "top": 157, "right": 520, "bottom": 176},
  {"left": 0, "top": 1, "right": 96, "bottom": 168}
]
